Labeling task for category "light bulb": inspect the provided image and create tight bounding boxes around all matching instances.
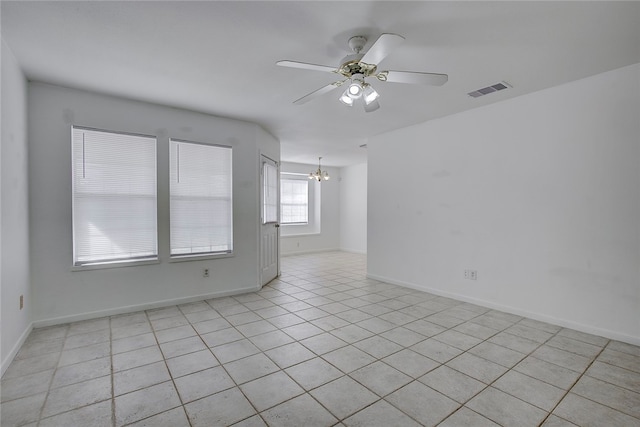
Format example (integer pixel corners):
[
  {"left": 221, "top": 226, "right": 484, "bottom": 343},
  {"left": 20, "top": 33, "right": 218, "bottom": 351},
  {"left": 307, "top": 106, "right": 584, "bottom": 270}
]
[
  {"left": 347, "top": 74, "right": 365, "bottom": 99},
  {"left": 348, "top": 83, "right": 363, "bottom": 98},
  {"left": 339, "top": 89, "right": 354, "bottom": 106}
]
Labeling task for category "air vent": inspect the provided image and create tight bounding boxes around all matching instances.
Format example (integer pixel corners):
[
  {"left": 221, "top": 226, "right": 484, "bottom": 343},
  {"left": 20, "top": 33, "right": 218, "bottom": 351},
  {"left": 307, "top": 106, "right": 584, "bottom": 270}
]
[{"left": 468, "top": 81, "right": 511, "bottom": 98}]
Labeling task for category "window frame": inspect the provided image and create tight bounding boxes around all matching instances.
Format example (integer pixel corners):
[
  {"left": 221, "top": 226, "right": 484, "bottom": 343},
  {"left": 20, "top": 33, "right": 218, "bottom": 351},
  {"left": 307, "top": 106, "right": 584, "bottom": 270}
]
[
  {"left": 279, "top": 172, "right": 321, "bottom": 236},
  {"left": 71, "top": 125, "right": 159, "bottom": 269},
  {"left": 169, "top": 138, "right": 234, "bottom": 260},
  {"left": 280, "top": 177, "right": 309, "bottom": 225},
  {"left": 262, "top": 160, "right": 279, "bottom": 225}
]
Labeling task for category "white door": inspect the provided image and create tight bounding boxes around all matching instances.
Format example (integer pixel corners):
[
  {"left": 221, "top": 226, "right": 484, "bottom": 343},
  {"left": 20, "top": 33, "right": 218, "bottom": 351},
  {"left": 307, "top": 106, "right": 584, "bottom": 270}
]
[{"left": 260, "top": 155, "right": 279, "bottom": 286}]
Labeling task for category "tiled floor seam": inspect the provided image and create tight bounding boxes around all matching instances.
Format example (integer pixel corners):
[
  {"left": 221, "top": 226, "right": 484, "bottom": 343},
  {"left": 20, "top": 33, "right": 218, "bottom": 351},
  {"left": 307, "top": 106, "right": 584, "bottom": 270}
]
[
  {"left": 144, "top": 309, "right": 193, "bottom": 427},
  {"left": 555, "top": 341, "right": 640, "bottom": 422},
  {"left": 169, "top": 304, "right": 270, "bottom": 427},
  {"left": 252, "top": 284, "right": 398, "bottom": 424},
  {"left": 176, "top": 316, "right": 229, "bottom": 424},
  {"left": 110, "top": 318, "right": 116, "bottom": 427},
  {"left": 384, "top": 385, "right": 464, "bottom": 427},
  {"left": 33, "top": 354, "right": 114, "bottom": 420},
  {"left": 311, "top": 319, "right": 463, "bottom": 425},
  {"left": 537, "top": 343, "right": 607, "bottom": 425},
  {"left": 435, "top": 405, "right": 490, "bottom": 426},
  {"left": 6, "top": 252, "right": 638, "bottom": 427},
  {"left": 35, "top": 323, "right": 71, "bottom": 425},
  {"left": 416, "top": 349, "right": 495, "bottom": 425},
  {"left": 430, "top": 317, "right": 568, "bottom": 426}
]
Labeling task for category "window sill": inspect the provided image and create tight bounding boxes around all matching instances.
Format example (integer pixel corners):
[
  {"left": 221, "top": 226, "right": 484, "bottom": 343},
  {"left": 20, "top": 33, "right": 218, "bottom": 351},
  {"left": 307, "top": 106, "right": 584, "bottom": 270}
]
[
  {"left": 72, "top": 258, "right": 160, "bottom": 272},
  {"left": 281, "top": 232, "right": 321, "bottom": 238},
  {"left": 169, "top": 252, "right": 234, "bottom": 263}
]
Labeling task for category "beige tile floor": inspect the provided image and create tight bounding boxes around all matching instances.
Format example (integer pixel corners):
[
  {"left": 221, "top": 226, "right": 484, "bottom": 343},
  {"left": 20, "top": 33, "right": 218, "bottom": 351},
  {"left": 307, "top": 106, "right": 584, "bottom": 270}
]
[{"left": 1, "top": 252, "right": 639, "bottom": 426}]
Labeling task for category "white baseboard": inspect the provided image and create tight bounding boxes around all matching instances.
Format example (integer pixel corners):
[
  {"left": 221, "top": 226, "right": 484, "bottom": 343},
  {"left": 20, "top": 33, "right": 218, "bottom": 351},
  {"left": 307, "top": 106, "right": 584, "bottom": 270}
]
[
  {"left": 33, "top": 285, "right": 260, "bottom": 328},
  {"left": 1, "top": 322, "right": 33, "bottom": 377},
  {"left": 367, "top": 273, "right": 640, "bottom": 347},
  {"left": 281, "top": 247, "right": 340, "bottom": 256},
  {"left": 339, "top": 248, "right": 367, "bottom": 255}
]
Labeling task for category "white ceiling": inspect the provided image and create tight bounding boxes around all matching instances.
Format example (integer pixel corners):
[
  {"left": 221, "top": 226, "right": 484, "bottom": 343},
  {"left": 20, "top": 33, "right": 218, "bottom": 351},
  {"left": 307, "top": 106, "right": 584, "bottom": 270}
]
[{"left": 2, "top": 1, "right": 639, "bottom": 167}]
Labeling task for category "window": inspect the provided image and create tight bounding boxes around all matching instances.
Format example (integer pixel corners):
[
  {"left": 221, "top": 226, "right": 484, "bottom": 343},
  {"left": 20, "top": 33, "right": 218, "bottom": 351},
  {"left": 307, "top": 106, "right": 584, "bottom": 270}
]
[
  {"left": 280, "top": 178, "right": 309, "bottom": 224},
  {"left": 279, "top": 171, "right": 321, "bottom": 236},
  {"left": 72, "top": 127, "right": 157, "bottom": 266},
  {"left": 262, "top": 161, "right": 278, "bottom": 224},
  {"left": 170, "top": 140, "right": 232, "bottom": 257}
]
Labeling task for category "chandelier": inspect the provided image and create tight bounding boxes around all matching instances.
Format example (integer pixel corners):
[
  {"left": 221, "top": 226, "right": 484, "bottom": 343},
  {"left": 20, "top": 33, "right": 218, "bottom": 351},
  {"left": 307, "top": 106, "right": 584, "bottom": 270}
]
[{"left": 309, "top": 157, "right": 330, "bottom": 182}]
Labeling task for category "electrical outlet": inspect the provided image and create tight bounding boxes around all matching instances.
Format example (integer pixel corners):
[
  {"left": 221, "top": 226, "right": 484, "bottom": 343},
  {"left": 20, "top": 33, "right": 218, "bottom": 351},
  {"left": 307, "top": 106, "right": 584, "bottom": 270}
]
[
  {"left": 464, "top": 270, "right": 478, "bottom": 280},
  {"left": 203, "top": 268, "right": 210, "bottom": 278},
  {"left": 20, "top": 295, "right": 24, "bottom": 310}
]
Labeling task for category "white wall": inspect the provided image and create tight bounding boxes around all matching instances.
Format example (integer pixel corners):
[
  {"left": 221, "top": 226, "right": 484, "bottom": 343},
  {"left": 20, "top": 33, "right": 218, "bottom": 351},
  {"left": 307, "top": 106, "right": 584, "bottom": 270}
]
[
  {"left": 368, "top": 64, "right": 640, "bottom": 345},
  {"left": 1, "top": 39, "right": 32, "bottom": 373},
  {"left": 280, "top": 161, "right": 340, "bottom": 255},
  {"left": 28, "top": 83, "right": 277, "bottom": 325},
  {"left": 339, "top": 162, "right": 367, "bottom": 254}
]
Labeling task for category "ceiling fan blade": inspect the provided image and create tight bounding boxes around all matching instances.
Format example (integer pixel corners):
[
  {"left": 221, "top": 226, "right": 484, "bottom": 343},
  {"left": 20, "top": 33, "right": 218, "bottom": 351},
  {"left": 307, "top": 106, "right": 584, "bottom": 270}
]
[
  {"left": 363, "top": 99, "right": 380, "bottom": 113},
  {"left": 276, "top": 60, "right": 337, "bottom": 73},
  {"left": 293, "top": 81, "right": 344, "bottom": 105},
  {"left": 360, "top": 33, "right": 405, "bottom": 65},
  {"left": 380, "top": 70, "right": 448, "bottom": 86}
]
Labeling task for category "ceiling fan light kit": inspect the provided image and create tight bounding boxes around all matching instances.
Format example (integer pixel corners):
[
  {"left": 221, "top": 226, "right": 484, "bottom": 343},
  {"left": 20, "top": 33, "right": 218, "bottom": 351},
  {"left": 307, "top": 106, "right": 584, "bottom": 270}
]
[
  {"left": 277, "top": 33, "right": 448, "bottom": 112},
  {"left": 340, "top": 73, "right": 380, "bottom": 108}
]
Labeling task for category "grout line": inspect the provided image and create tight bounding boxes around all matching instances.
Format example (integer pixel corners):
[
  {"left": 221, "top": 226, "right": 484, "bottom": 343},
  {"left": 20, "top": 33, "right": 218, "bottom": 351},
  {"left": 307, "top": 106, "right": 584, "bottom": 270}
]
[
  {"left": 115, "top": 310, "right": 193, "bottom": 427},
  {"left": 110, "top": 318, "right": 116, "bottom": 427},
  {"left": 34, "top": 324, "right": 70, "bottom": 426},
  {"left": 538, "top": 341, "right": 610, "bottom": 426},
  {"left": 183, "top": 299, "right": 268, "bottom": 426},
  {"left": 10, "top": 253, "right": 638, "bottom": 427}
]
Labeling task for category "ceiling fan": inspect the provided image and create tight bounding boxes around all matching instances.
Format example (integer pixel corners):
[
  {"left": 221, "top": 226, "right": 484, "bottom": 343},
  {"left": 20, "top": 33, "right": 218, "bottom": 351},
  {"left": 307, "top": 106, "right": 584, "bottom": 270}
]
[{"left": 277, "top": 33, "right": 448, "bottom": 112}]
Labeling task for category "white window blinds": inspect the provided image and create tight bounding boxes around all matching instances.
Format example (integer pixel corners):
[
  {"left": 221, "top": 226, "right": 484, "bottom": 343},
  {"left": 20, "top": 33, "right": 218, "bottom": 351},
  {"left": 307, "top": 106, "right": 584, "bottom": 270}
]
[
  {"left": 280, "top": 179, "right": 309, "bottom": 224},
  {"left": 170, "top": 140, "right": 233, "bottom": 256},
  {"left": 262, "top": 161, "right": 278, "bottom": 224},
  {"left": 72, "top": 127, "right": 158, "bottom": 266}
]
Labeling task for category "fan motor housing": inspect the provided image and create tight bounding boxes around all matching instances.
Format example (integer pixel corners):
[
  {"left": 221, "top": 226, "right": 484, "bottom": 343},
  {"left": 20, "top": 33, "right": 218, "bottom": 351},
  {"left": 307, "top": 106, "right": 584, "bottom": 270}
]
[{"left": 337, "top": 54, "right": 377, "bottom": 78}]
